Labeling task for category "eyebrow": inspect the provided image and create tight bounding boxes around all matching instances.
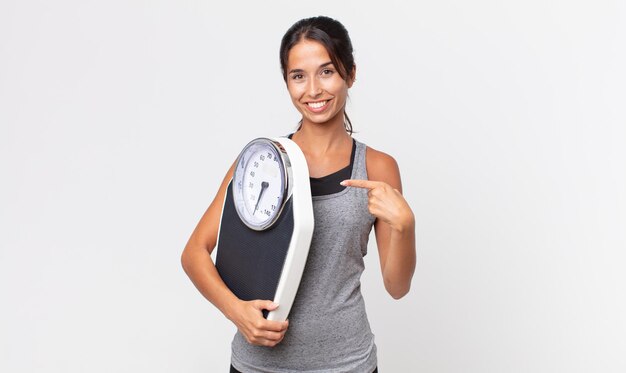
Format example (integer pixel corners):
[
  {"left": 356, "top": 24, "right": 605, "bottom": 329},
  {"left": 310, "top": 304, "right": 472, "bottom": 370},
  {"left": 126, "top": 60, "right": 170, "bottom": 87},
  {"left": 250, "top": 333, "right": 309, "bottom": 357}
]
[{"left": 288, "top": 61, "right": 334, "bottom": 75}]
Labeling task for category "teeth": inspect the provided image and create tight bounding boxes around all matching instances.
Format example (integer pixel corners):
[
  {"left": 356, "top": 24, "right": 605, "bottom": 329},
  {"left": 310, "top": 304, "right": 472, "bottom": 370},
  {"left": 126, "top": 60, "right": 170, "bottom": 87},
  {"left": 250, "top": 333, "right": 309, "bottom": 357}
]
[{"left": 307, "top": 100, "right": 327, "bottom": 109}]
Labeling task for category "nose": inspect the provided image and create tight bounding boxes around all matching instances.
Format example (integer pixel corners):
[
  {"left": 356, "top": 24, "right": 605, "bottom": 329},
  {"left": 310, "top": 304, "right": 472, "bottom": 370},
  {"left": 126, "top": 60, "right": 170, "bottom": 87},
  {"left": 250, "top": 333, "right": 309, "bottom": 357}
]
[{"left": 307, "top": 77, "right": 323, "bottom": 98}]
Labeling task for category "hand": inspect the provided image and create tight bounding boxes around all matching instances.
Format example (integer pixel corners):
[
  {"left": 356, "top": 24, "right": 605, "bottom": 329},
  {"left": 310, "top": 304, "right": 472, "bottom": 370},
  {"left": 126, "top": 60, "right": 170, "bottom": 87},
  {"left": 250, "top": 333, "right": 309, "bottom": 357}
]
[
  {"left": 341, "top": 179, "right": 415, "bottom": 232},
  {"left": 227, "top": 299, "right": 289, "bottom": 347}
]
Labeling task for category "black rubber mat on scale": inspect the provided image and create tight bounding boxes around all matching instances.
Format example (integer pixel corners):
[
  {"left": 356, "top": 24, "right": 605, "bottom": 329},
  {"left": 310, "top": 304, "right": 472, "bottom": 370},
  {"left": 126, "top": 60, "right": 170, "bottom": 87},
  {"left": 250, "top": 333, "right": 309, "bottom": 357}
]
[{"left": 215, "top": 180, "right": 294, "bottom": 318}]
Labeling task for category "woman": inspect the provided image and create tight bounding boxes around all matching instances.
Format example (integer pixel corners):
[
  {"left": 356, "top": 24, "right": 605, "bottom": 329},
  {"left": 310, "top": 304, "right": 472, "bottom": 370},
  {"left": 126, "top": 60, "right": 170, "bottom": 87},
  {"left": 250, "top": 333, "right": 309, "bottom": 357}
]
[{"left": 181, "top": 16, "right": 416, "bottom": 372}]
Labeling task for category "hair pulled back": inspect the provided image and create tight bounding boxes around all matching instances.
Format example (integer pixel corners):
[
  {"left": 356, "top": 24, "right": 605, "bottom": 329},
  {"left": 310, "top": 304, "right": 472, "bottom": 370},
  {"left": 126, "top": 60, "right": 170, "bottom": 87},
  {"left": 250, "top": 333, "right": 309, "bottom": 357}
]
[{"left": 279, "top": 16, "right": 355, "bottom": 135}]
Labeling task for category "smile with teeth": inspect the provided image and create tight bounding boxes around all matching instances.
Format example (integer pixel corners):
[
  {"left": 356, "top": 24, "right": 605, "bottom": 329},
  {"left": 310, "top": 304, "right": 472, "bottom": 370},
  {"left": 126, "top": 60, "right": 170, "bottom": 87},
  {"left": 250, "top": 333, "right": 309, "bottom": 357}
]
[{"left": 307, "top": 100, "right": 328, "bottom": 109}]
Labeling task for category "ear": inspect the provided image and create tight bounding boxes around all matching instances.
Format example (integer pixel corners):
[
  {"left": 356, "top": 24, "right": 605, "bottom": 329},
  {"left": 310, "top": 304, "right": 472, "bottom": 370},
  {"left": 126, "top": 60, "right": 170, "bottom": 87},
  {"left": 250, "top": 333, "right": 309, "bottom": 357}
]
[{"left": 347, "top": 64, "right": 356, "bottom": 88}]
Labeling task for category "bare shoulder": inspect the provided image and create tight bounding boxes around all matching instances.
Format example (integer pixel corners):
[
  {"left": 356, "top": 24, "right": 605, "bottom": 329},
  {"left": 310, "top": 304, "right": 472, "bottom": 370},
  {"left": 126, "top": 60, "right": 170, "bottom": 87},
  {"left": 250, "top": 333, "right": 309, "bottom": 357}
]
[{"left": 365, "top": 145, "right": 402, "bottom": 191}]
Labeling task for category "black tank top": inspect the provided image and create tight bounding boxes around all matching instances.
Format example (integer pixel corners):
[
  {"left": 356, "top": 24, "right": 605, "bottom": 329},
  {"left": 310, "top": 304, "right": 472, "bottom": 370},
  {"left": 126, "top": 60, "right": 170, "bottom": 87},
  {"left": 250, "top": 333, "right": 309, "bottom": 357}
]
[{"left": 287, "top": 133, "right": 356, "bottom": 197}]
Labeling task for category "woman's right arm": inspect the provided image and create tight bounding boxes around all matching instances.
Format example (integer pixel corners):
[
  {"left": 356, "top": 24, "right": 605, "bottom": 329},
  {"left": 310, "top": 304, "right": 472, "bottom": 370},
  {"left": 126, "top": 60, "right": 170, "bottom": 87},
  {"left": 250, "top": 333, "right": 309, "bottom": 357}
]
[{"left": 180, "top": 160, "right": 289, "bottom": 347}]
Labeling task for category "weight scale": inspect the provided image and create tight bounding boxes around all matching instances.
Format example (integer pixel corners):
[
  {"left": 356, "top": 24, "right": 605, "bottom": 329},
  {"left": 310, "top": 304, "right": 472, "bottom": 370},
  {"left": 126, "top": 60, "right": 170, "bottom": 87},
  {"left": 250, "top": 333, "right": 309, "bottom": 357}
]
[{"left": 215, "top": 137, "right": 314, "bottom": 321}]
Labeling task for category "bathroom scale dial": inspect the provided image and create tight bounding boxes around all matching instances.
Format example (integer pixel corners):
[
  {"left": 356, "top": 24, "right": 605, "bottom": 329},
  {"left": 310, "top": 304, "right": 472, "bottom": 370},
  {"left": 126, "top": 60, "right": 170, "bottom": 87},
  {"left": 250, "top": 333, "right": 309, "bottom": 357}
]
[{"left": 233, "top": 138, "right": 292, "bottom": 230}]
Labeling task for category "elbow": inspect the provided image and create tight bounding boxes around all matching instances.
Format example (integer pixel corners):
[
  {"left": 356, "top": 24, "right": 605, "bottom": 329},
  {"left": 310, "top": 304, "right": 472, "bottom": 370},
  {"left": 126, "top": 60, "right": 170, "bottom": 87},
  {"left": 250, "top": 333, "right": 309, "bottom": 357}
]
[
  {"left": 181, "top": 244, "right": 213, "bottom": 273},
  {"left": 384, "top": 279, "right": 411, "bottom": 300},
  {"left": 388, "top": 286, "right": 410, "bottom": 300},
  {"left": 180, "top": 247, "right": 192, "bottom": 273}
]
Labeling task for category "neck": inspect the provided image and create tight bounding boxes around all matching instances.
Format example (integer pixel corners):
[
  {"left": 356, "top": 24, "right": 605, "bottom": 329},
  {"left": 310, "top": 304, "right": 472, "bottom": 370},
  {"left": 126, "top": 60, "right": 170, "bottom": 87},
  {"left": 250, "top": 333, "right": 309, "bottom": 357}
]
[{"left": 293, "top": 117, "right": 352, "bottom": 156}]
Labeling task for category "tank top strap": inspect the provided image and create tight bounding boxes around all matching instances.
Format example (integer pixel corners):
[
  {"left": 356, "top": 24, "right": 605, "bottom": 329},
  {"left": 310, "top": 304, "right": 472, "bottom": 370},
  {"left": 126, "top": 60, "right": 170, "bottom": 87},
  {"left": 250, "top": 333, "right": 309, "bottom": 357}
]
[{"left": 352, "top": 139, "right": 369, "bottom": 181}]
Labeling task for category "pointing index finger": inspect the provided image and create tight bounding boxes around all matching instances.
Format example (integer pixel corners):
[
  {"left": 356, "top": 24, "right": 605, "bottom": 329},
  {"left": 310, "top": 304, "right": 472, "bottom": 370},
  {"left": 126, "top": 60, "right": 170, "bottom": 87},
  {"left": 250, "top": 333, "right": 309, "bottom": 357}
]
[{"left": 340, "top": 179, "right": 382, "bottom": 189}]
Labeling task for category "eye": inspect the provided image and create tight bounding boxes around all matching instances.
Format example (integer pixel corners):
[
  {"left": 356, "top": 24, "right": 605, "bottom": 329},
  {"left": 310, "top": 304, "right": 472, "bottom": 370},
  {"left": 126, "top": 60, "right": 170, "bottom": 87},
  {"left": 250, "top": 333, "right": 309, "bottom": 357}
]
[
  {"left": 321, "top": 69, "right": 334, "bottom": 76},
  {"left": 291, "top": 73, "right": 304, "bottom": 80}
]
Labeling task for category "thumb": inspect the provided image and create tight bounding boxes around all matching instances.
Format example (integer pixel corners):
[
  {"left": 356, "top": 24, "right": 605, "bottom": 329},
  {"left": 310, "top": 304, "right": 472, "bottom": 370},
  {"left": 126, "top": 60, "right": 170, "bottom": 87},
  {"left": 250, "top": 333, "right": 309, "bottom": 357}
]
[{"left": 252, "top": 300, "right": 279, "bottom": 311}]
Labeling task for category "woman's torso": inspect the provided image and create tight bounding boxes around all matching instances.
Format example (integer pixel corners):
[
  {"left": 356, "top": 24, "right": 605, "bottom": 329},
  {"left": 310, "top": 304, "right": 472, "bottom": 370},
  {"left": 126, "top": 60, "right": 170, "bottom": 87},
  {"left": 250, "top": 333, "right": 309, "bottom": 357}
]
[{"left": 230, "top": 136, "right": 378, "bottom": 373}]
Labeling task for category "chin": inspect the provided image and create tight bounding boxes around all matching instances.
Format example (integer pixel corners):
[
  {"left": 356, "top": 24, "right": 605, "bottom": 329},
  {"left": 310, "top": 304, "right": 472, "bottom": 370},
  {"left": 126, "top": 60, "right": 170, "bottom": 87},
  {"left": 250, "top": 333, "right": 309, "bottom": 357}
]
[{"left": 303, "top": 111, "right": 343, "bottom": 126}]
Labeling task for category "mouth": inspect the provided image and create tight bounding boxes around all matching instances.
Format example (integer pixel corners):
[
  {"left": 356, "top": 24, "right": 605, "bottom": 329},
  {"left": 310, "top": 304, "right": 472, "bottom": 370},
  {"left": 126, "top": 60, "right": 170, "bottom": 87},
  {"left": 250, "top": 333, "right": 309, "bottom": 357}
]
[{"left": 305, "top": 99, "right": 331, "bottom": 113}]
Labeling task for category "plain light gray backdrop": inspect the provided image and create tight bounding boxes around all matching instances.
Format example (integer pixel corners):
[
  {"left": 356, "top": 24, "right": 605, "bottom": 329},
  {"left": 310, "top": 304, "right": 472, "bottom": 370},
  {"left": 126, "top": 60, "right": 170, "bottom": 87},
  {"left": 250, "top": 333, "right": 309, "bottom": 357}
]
[{"left": 1, "top": 0, "right": 625, "bottom": 372}]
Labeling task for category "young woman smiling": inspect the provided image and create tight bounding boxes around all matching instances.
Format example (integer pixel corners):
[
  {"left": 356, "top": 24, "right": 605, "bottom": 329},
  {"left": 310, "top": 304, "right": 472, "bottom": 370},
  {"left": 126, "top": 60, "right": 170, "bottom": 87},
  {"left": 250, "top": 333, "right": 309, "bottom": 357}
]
[{"left": 181, "top": 16, "right": 416, "bottom": 373}]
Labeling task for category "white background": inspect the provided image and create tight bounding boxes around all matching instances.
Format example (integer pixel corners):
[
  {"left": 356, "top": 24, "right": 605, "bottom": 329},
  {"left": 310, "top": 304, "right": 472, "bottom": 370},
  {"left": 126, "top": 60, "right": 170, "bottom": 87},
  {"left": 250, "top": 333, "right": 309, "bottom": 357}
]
[{"left": 1, "top": 1, "right": 625, "bottom": 372}]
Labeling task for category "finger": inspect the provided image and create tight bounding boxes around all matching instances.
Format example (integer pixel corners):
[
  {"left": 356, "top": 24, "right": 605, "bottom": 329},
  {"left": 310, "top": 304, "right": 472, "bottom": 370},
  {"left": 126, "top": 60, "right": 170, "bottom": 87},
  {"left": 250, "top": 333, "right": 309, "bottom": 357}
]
[
  {"left": 263, "top": 338, "right": 281, "bottom": 347},
  {"left": 275, "top": 333, "right": 286, "bottom": 345},
  {"left": 252, "top": 300, "right": 279, "bottom": 311},
  {"left": 270, "top": 328, "right": 288, "bottom": 346},
  {"left": 369, "top": 185, "right": 387, "bottom": 196},
  {"left": 255, "top": 330, "right": 283, "bottom": 342},
  {"left": 252, "top": 331, "right": 284, "bottom": 347},
  {"left": 262, "top": 319, "right": 289, "bottom": 332},
  {"left": 253, "top": 337, "right": 278, "bottom": 347},
  {"left": 340, "top": 179, "right": 384, "bottom": 189}
]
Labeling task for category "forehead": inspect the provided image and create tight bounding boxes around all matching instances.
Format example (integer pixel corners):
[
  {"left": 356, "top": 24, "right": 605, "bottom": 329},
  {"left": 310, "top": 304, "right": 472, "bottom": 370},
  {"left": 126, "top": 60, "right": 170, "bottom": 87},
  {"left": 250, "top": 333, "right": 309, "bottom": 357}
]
[{"left": 287, "top": 39, "right": 332, "bottom": 69}]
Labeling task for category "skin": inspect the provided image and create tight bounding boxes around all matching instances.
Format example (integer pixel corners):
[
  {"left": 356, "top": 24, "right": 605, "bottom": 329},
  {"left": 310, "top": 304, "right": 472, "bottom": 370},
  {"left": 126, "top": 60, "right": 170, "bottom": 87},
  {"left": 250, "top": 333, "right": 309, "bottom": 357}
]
[{"left": 180, "top": 38, "right": 416, "bottom": 348}]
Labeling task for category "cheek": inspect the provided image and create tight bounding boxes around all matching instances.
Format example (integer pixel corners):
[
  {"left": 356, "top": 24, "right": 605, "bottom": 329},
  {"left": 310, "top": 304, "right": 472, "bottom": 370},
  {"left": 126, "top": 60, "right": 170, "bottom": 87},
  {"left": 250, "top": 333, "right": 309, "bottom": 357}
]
[
  {"left": 326, "top": 79, "right": 349, "bottom": 98},
  {"left": 286, "top": 86, "right": 305, "bottom": 112},
  {"left": 330, "top": 86, "right": 349, "bottom": 104},
  {"left": 287, "top": 83, "right": 304, "bottom": 101}
]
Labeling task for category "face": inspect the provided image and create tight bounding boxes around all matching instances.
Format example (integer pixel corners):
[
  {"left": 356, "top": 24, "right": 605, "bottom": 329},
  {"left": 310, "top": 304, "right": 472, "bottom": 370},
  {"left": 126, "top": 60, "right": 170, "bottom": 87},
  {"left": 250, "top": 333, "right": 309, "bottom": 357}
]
[{"left": 285, "top": 39, "right": 354, "bottom": 127}]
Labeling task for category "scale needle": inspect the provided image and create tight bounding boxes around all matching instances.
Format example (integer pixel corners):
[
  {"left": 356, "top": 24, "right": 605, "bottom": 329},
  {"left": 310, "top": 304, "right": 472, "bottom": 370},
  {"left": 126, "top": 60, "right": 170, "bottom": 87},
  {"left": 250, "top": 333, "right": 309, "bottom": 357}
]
[{"left": 253, "top": 181, "right": 269, "bottom": 215}]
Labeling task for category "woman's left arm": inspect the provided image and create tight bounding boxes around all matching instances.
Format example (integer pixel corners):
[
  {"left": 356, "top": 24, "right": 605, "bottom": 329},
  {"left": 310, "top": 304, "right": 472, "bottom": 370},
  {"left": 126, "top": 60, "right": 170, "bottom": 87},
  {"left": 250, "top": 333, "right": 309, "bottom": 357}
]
[{"left": 341, "top": 148, "right": 416, "bottom": 299}]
